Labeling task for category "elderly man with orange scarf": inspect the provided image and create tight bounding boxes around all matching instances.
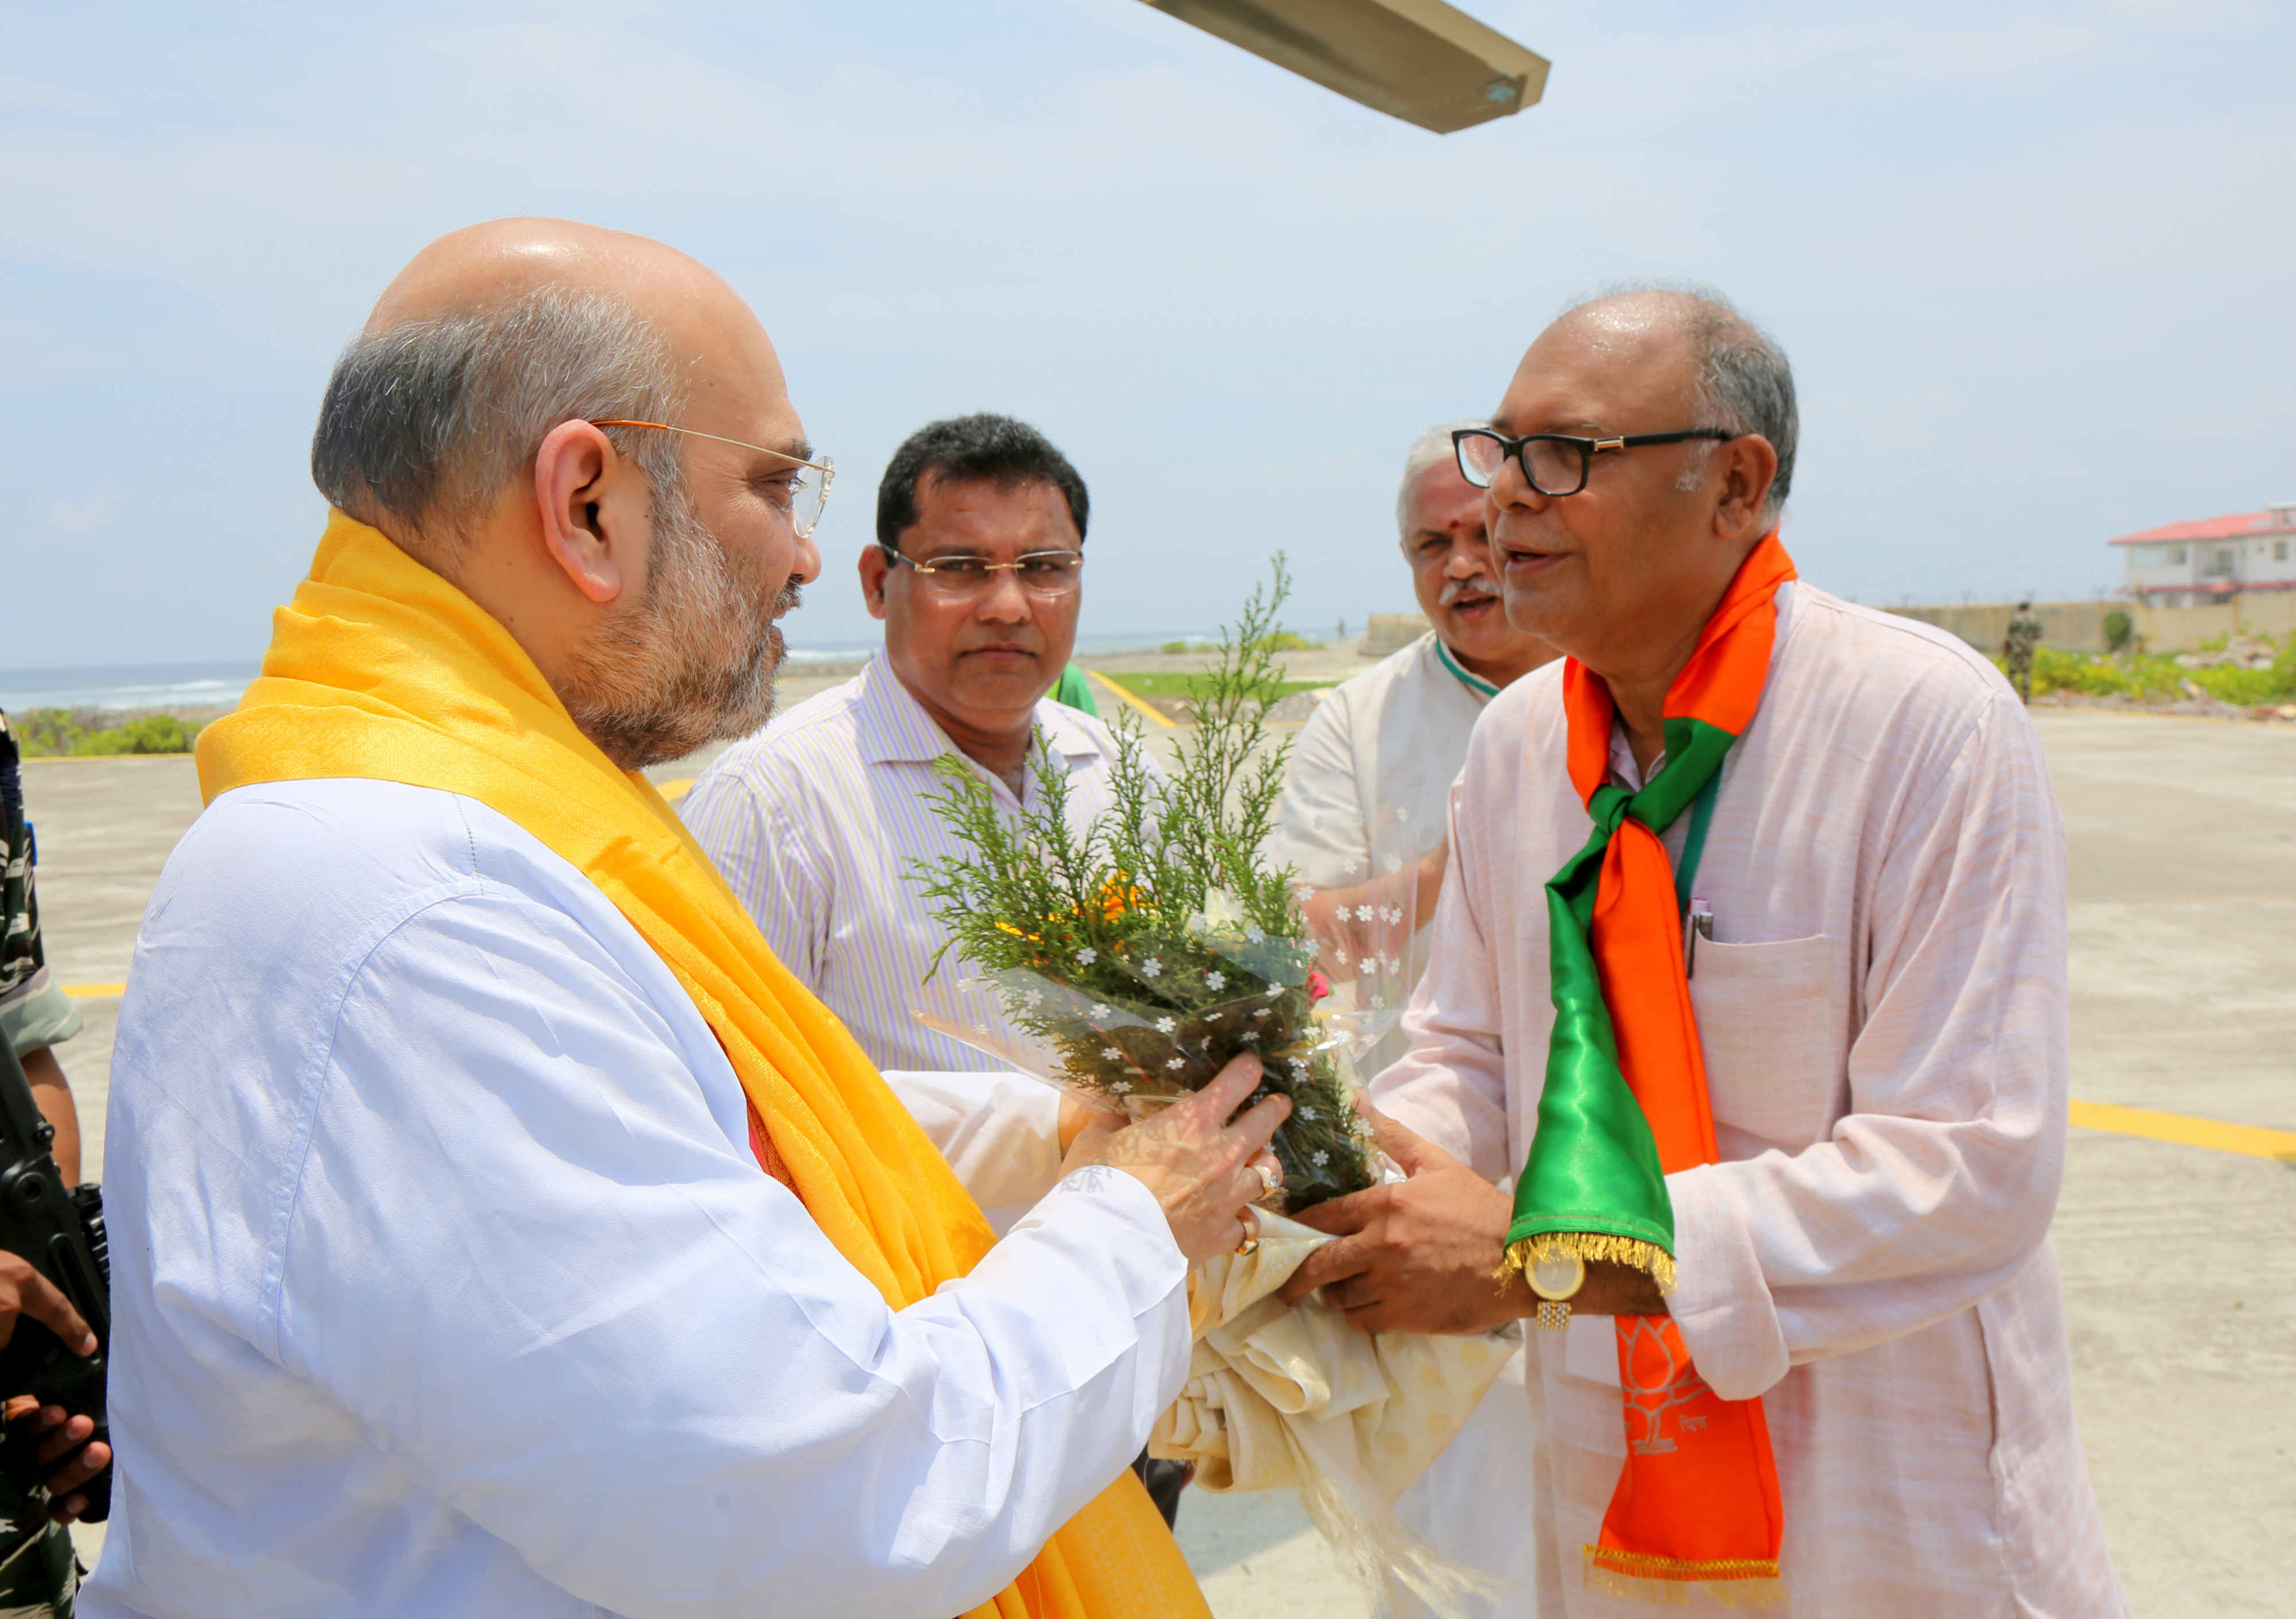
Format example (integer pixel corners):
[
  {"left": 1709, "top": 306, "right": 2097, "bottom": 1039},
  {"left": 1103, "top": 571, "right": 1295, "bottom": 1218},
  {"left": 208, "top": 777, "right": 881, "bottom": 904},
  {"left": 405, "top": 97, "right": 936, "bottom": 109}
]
[
  {"left": 1279, "top": 288, "right": 2130, "bottom": 1616},
  {"left": 84, "top": 220, "right": 1285, "bottom": 1619}
]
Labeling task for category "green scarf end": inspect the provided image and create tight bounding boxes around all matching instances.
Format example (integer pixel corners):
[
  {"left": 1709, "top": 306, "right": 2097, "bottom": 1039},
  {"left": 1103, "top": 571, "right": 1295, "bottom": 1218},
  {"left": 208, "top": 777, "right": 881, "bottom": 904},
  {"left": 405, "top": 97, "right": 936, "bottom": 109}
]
[{"left": 1499, "top": 1225, "right": 1677, "bottom": 1295}]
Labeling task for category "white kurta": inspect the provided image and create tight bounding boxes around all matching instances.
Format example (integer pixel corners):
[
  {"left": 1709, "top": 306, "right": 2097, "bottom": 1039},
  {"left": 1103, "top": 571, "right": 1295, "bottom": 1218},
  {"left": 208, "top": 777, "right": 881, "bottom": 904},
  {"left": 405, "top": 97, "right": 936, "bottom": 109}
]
[
  {"left": 86, "top": 777, "right": 1193, "bottom": 1619},
  {"left": 1275, "top": 631, "right": 1538, "bottom": 1618},
  {"left": 1275, "top": 632, "right": 1491, "bottom": 1066},
  {"left": 1372, "top": 583, "right": 2130, "bottom": 1617}
]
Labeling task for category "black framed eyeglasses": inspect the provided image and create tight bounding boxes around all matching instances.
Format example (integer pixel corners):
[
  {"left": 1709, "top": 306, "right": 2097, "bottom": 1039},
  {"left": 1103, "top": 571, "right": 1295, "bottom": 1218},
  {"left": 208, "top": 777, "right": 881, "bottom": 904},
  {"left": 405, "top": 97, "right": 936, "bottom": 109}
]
[
  {"left": 879, "top": 545, "right": 1084, "bottom": 600},
  {"left": 1452, "top": 427, "right": 1737, "bottom": 498}
]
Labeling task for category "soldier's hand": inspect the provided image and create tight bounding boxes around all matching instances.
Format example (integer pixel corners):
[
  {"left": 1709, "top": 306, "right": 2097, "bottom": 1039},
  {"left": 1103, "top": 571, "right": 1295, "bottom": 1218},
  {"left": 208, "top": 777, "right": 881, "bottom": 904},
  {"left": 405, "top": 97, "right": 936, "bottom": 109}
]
[
  {"left": 0, "top": 1253, "right": 95, "bottom": 1356},
  {"left": 2, "top": 1396, "right": 109, "bottom": 1524}
]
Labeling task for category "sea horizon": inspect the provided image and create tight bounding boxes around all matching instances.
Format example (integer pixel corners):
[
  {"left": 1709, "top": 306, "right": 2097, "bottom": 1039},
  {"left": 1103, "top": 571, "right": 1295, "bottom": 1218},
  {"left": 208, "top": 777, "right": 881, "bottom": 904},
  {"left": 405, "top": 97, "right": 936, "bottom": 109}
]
[{"left": 0, "top": 631, "right": 1235, "bottom": 715}]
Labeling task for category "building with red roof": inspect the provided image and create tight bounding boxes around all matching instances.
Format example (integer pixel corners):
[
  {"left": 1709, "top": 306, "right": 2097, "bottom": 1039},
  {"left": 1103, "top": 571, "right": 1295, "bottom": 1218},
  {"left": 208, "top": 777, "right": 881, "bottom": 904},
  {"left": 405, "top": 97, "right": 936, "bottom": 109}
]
[{"left": 2114, "top": 503, "right": 2296, "bottom": 607}]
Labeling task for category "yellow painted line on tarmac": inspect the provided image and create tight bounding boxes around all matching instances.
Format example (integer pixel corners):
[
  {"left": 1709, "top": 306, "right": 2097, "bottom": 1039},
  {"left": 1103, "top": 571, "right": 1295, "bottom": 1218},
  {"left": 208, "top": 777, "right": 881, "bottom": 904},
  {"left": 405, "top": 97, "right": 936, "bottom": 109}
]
[
  {"left": 2069, "top": 1099, "right": 2296, "bottom": 1163},
  {"left": 1087, "top": 670, "right": 1175, "bottom": 729},
  {"left": 32, "top": 978, "right": 2296, "bottom": 1167},
  {"left": 656, "top": 776, "right": 695, "bottom": 803}
]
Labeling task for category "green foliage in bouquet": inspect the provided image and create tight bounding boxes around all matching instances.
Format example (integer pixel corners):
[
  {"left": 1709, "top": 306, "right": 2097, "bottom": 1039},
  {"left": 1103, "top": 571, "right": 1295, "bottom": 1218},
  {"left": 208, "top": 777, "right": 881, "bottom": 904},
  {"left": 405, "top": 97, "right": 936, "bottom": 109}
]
[{"left": 911, "top": 556, "right": 1376, "bottom": 1213}]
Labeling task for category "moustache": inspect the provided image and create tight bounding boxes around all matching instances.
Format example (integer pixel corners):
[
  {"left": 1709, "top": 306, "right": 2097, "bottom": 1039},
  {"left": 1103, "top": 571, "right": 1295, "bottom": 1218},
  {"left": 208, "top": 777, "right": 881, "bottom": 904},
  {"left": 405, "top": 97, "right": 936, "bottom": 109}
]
[{"left": 1438, "top": 575, "right": 1501, "bottom": 607}]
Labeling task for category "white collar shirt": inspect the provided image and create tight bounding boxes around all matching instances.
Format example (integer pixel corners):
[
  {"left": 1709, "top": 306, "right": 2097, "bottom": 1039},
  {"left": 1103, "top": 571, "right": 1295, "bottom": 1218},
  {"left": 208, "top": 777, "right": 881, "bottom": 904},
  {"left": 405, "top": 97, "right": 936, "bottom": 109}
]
[
  {"left": 684, "top": 656, "right": 1121, "bottom": 1080},
  {"left": 86, "top": 777, "right": 1191, "bottom": 1619}
]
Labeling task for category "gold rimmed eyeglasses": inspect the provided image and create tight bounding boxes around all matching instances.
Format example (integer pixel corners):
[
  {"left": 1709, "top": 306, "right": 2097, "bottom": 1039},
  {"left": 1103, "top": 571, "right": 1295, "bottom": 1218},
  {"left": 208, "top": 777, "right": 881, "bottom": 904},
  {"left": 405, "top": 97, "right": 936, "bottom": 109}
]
[{"left": 589, "top": 420, "right": 835, "bottom": 539}]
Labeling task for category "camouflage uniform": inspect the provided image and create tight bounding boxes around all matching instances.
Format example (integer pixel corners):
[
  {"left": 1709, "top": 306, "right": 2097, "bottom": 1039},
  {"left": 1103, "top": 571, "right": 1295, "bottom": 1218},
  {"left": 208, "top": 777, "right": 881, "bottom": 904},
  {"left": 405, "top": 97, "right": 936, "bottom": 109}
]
[
  {"left": 0, "top": 712, "right": 85, "bottom": 1616},
  {"left": 2003, "top": 611, "right": 2043, "bottom": 704}
]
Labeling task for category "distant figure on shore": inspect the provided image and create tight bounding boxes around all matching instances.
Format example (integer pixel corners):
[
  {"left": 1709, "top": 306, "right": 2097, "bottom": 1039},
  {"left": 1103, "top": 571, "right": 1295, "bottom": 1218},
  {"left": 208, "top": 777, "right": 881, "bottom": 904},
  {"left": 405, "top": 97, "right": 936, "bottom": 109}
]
[
  {"left": 91, "top": 218, "right": 1280, "bottom": 1619},
  {"left": 1268, "top": 421, "right": 1556, "bottom": 1617},
  {"left": 2006, "top": 599, "right": 2043, "bottom": 703}
]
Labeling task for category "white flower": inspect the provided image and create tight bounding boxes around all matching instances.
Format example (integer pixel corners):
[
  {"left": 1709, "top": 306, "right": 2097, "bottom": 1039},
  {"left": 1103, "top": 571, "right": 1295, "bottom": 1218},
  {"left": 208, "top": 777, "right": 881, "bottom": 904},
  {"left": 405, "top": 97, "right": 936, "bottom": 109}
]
[
  {"left": 1254, "top": 1008, "right": 1273, "bottom": 1020},
  {"left": 1205, "top": 1012, "right": 1223, "bottom": 1022},
  {"left": 1155, "top": 1016, "right": 1176, "bottom": 1034},
  {"left": 1358, "top": 955, "right": 1378, "bottom": 973},
  {"left": 1245, "top": 924, "right": 1266, "bottom": 944},
  {"left": 1102, "top": 1047, "right": 1123, "bottom": 1061},
  {"left": 1289, "top": 1058, "right": 1308, "bottom": 1074},
  {"left": 1112, "top": 1079, "right": 1133, "bottom": 1094},
  {"left": 1310, "top": 1150, "right": 1329, "bottom": 1167},
  {"left": 1205, "top": 970, "right": 1227, "bottom": 990},
  {"left": 1300, "top": 1106, "right": 1319, "bottom": 1121},
  {"left": 1023, "top": 989, "right": 1045, "bottom": 1008},
  {"left": 1166, "top": 1058, "right": 1186, "bottom": 1070},
  {"left": 1142, "top": 957, "right": 1163, "bottom": 978},
  {"left": 1242, "top": 1031, "right": 1259, "bottom": 1044},
  {"left": 1090, "top": 1003, "right": 1113, "bottom": 1019},
  {"left": 1353, "top": 904, "right": 1375, "bottom": 923},
  {"left": 1383, "top": 906, "right": 1403, "bottom": 926},
  {"left": 1077, "top": 947, "right": 1097, "bottom": 966}
]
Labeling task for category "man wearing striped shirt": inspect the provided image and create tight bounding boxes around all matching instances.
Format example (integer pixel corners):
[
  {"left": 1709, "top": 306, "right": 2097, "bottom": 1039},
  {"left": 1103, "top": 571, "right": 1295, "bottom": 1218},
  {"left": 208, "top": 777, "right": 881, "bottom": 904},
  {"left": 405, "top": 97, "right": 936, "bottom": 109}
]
[{"left": 684, "top": 415, "right": 1124, "bottom": 1227}]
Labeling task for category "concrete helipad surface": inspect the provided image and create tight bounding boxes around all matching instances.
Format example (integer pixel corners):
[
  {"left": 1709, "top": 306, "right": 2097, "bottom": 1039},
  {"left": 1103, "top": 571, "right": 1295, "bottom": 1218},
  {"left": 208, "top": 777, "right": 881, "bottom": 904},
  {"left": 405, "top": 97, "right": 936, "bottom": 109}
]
[{"left": 21, "top": 706, "right": 2296, "bottom": 1613}]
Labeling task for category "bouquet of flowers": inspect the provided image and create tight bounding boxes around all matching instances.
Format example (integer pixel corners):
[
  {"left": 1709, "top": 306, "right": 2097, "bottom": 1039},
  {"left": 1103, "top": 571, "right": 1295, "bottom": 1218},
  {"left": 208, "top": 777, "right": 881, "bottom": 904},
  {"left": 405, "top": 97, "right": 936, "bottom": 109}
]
[{"left": 909, "top": 559, "right": 1409, "bottom": 1214}]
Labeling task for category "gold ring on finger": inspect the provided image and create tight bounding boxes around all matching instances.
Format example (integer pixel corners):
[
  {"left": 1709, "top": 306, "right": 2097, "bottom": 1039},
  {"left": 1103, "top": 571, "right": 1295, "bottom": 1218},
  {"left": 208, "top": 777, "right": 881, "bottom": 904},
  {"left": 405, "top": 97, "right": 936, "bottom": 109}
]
[{"left": 1234, "top": 1210, "right": 1261, "bottom": 1257}]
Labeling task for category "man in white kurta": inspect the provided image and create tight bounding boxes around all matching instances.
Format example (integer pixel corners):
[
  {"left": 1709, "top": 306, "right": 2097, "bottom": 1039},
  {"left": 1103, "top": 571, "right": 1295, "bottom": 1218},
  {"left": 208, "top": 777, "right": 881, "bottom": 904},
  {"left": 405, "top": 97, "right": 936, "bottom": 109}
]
[
  {"left": 91, "top": 777, "right": 1194, "bottom": 1618},
  {"left": 1274, "top": 423, "right": 1557, "bottom": 1616},
  {"left": 86, "top": 219, "right": 1282, "bottom": 1619},
  {"left": 1282, "top": 288, "right": 2127, "bottom": 1616},
  {"left": 1374, "top": 582, "right": 2123, "bottom": 1615}
]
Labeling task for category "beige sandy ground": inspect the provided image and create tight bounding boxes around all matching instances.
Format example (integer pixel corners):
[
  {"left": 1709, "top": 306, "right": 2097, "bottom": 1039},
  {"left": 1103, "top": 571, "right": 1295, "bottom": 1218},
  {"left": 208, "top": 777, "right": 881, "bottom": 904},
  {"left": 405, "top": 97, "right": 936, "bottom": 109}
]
[{"left": 22, "top": 704, "right": 2296, "bottom": 1614}]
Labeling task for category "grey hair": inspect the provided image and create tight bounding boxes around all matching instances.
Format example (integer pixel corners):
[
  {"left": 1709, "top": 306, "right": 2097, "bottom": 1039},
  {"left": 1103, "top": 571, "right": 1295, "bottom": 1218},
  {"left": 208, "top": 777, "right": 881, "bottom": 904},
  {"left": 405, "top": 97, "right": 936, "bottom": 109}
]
[
  {"left": 1562, "top": 281, "right": 1797, "bottom": 518},
  {"left": 310, "top": 286, "right": 687, "bottom": 552},
  {"left": 1395, "top": 419, "right": 1488, "bottom": 537}
]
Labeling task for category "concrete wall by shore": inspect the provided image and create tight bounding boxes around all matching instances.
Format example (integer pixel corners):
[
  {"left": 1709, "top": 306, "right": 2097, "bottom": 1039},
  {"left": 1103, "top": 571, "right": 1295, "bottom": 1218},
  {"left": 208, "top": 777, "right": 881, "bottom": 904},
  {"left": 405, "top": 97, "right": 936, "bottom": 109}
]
[
  {"left": 1888, "top": 601, "right": 2115, "bottom": 654},
  {"left": 1362, "top": 611, "right": 1429, "bottom": 656},
  {"left": 1891, "top": 594, "right": 2296, "bottom": 655},
  {"left": 2130, "top": 593, "right": 2296, "bottom": 650}
]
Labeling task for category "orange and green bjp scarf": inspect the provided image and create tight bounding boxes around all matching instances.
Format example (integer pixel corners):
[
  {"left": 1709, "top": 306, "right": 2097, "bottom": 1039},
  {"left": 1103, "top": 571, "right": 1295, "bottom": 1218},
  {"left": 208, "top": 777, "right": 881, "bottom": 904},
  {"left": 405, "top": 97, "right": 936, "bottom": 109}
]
[
  {"left": 1505, "top": 533, "right": 1795, "bottom": 1601},
  {"left": 197, "top": 512, "right": 1208, "bottom": 1619}
]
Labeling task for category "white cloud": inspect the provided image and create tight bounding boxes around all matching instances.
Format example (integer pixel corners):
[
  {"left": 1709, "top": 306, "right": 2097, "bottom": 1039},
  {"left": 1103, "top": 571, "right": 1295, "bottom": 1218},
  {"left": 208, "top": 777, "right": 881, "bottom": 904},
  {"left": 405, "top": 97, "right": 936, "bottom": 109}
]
[{"left": 48, "top": 482, "right": 122, "bottom": 534}]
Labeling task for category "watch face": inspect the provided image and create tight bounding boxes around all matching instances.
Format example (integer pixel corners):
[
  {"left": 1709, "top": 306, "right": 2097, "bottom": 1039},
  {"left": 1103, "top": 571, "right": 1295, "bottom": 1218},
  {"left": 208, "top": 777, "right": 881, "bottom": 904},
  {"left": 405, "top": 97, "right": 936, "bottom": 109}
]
[{"left": 1529, "top": 1248, "right": 1586, "bottom": 1302}]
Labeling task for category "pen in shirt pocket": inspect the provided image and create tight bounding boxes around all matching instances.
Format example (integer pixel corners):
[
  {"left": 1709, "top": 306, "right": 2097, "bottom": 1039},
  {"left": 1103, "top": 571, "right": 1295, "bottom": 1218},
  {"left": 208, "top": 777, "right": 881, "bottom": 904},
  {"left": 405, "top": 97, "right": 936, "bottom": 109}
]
[{"left": 1685, "top": 897, "right": 1713, "bottom": 978}]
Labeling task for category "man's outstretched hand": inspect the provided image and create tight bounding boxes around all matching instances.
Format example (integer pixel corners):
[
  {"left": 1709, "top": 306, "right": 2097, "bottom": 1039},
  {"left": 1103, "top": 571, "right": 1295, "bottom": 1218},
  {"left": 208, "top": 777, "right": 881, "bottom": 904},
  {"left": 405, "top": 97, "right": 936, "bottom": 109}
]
[
  {"left": 1065, "top": 1056, "right": 1289, "bottom": 1264},
  {"left": 1277, "top": 1104, "right": 1671, "bottom": 1331},
  {"left": 1275, "top": 1105, "right": 1530, "bottom": 1334}
]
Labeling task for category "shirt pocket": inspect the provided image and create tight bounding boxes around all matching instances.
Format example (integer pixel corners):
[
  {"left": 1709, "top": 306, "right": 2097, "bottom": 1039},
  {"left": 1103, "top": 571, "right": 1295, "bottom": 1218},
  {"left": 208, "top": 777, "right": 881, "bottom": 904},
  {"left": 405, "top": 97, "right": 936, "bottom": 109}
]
[{"left": 1688, "top": 934, "right": 1842, "bottom": 1152}]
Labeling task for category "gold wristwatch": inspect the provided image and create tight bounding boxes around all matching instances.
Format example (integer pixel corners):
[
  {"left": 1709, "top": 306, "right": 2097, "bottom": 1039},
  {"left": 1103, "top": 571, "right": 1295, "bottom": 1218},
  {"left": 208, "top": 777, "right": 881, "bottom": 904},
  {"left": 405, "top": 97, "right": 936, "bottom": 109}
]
[{"left": 1526, "top": 1247, "right": 1585, "bottom": 1333}]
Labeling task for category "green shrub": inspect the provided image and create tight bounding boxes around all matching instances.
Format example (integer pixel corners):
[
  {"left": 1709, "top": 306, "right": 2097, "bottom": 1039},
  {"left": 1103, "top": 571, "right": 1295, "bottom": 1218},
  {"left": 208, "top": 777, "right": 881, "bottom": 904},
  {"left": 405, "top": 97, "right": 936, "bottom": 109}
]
[
  {"left": 2024, "top": 634, "right": 2296, "bottom": 706},
  {"left": 13, "top": 710, "right": 83, "bottom": 757},
  {"left": 1158, "top": 640, "right": 1194, "bottom": 655},
  {"left": 2103, "top": 610, "right": 2132, "bottom": 653},
  {"left": 15, "top": 710, "right": 203, "bottom": 757},
  {"left": 1248, "top": 631, "right": 1320, "bottom": 653},
  {"left": 77, "top": 714, "right": 198, "bottom": 754}
]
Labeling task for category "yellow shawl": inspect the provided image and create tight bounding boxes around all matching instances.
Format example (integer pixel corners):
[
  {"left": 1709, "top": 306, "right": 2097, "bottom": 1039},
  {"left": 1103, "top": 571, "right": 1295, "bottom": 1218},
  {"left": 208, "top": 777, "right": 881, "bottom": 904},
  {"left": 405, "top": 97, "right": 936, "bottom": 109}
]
[{"left": 197, "top": 511, "right": 1207, "bottom": 1619}]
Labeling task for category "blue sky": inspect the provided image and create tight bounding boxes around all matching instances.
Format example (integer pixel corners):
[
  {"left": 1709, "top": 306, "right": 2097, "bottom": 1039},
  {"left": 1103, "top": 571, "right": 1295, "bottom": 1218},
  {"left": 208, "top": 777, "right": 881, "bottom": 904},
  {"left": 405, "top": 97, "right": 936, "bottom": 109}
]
[{"left": 3, "top": 0, "right": 2291, "bottom": 665}]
